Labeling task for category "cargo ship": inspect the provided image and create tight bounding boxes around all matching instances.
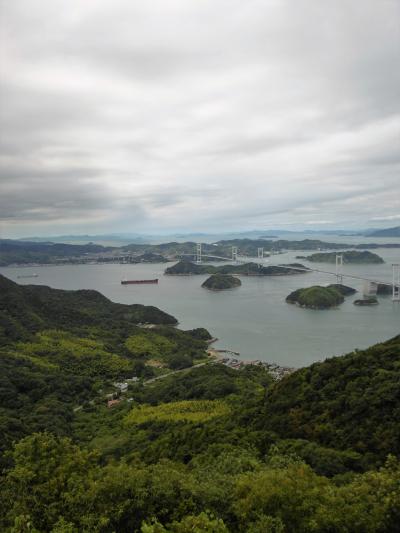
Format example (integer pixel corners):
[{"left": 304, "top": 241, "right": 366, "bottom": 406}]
[
  {"left": 121, "top": 279, "right": 158, "bottom": 285},
  {"left": 17, "top": 273, "right": 39, "bottom": 279}
]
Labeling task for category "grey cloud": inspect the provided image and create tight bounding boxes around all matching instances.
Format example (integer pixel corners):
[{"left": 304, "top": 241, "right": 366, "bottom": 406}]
[
  {"left": 0, "top": 0, "right": 399, "bottom": 235},
  {"left": 0, "top": 175, "right": 110, "bottom": 220}
]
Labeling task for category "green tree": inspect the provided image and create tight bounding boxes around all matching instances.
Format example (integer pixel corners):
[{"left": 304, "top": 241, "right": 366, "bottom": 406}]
[
  {"left": 2, "top": 433, "right": 98, "bottom": 532},
  {"left": 141, "top": 512, "right": 229, "bottom": 532}
]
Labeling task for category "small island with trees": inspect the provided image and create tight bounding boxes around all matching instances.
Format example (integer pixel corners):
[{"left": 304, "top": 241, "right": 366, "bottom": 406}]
[
  {"left": 354, "top": 298, "right": 379, "bottom": 306},
  {"left": 297, "top": 250, "right": 384, "bottom": 264},
  {"left": 286, "top": 285, "right": 345, "bottom": 309},
  {"left": 202, "top": 274, "right": 242, "bottom": 291}
]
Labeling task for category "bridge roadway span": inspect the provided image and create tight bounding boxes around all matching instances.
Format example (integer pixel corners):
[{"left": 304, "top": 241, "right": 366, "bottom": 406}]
[{"left": 181, "top": 252, "right": 396, "bottom": 288}]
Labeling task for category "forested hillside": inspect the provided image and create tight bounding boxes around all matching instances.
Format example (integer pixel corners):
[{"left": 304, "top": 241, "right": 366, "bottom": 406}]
[
  {"left": 0, "top": 274, "right": 177, "bottom": 343},
  {"left": 0, "top": 275, "right": 399, "bottom": 532},
  {"left": 263, "top": 335, "right": 400, "bottom": 466},
  {"left": 0, "top": 275, "right": 209, "bottom": 461}
]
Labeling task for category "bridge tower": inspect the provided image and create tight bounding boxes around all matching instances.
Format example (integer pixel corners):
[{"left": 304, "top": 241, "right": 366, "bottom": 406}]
[
  {"left": 196, "top": 243, "right": 202, "bottom": 263},
  {"left": 335, "top": 254, "right": 343, "bottom": 284},
  {"left": 393, "top": 263, "right": 400, "bottom": 302},
  {"left": 257, "top": 248, "right": 264, "bottom": 261},
  {"left": 232, "top": 246, "right": 238, "bottom": 263}
]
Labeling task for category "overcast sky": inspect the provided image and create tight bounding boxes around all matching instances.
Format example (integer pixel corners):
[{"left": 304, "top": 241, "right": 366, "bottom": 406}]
[{"left": 0, "top": 0, "right": 399, "bottom": 237}]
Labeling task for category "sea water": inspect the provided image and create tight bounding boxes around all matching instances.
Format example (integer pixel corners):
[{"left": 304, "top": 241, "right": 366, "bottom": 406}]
[{"left": 2, "top": 244, "right": 399, "bottom": 367}]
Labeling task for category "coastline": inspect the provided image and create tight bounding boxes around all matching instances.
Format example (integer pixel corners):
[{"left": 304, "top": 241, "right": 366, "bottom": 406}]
[{"left": 206, "top": 346, "right": 296, "bottom": 380}]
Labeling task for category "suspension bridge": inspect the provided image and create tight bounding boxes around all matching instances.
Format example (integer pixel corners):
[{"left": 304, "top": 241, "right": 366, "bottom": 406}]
[{"left": 181, "top": 243, "right": 400, "bottom": 302}]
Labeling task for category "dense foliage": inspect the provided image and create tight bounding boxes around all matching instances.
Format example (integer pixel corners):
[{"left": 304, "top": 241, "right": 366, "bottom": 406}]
[
  {"left": 262, "top": 335, "right": 400, "bottom": 466},
  {"left": 0, "top": 275, "right": 399, "bottom": 532},
  {"left": 0, "top": 274, "right": 177, "bottom": 345},
  {"left": 202, "top": 274, "right": 241, "bottom": 290},
  {"left": 0, "top": 275, "right": 211, "bottom": 458}
]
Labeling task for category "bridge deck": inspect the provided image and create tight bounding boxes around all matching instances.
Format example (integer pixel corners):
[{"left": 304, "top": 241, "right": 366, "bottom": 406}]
[{"left": 180, "top": 253, "right": 395, "bottom": 287}]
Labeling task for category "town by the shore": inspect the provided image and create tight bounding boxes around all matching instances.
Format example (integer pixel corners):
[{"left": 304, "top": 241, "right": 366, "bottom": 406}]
[{"left": 206, "top": 345, "right": 295, "bottom": 380}]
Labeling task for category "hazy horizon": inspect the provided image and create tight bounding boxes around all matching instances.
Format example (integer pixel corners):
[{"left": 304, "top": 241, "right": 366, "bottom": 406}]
[{"left": 3, "top": 225, "right": 400, "bottom": 244}]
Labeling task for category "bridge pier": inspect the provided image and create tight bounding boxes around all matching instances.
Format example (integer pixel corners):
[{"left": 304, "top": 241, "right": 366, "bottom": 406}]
[
  {"left": 363, "top": 281, "right": 378, "bottom": 298},
  {"left": 393, "top": 264, "right": 400, "bottom": 302}
]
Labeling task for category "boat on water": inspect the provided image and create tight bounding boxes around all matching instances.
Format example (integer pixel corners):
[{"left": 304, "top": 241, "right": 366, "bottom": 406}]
[
  {"left": 17, "top": 273, "right": 39, "bottom": 279},
  {"left": 121, "top": 279, "right": 158, "bottom": 285}
]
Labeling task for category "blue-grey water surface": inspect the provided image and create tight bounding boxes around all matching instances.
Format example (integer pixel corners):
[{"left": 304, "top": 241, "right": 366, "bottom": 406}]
[{"left": 2, "top": 244, "right": 399, "bottom": 367}]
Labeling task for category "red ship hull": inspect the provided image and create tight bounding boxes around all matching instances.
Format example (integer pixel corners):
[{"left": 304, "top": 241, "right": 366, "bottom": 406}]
[{"left": 121, "top": 279, "right": 158, "bottom": 285}]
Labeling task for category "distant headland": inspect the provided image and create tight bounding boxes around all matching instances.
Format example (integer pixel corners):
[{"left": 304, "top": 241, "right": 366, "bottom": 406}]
[{"left": 297, "top": 251, "right": 384, "bottom": 264}]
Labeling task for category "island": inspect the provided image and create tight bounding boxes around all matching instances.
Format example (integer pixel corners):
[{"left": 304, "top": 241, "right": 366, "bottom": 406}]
[
  {"left": 202, "top": 273, "right": 241, "bottom": 291},
  {"left": 376, "top": 283, "right": 398, "bottom": 295},
  {"left": 286, "top": 285, "right": 345, "bottom": 309},
  {"left": 218, "top": 262, "right": 309, "bottom": 276},
  {"left": 326, "top": 283, "right": 357, "bottom": 296},
  {"left": 164, "top": 260, "right": 216, "bottom": 275},
  {"left": 165, "top": 260, "right": 310, "bottom": 276},
  {"left": 354, "top": 298, "right": 379, "bottom": 306},
  {"left": 297, "top": 250, "right": 384, "bottom": 264}
]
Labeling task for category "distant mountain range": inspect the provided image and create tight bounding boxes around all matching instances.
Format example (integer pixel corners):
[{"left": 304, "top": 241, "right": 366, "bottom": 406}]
[
  {"left": 14, "top": 226, "right": 400, "bottom": 245},
  {"left": 365, "top": 226, "right": 400, "bottom": 237},
  {"left": 17, "top": 233, "right": 151, "bottom": 245}
]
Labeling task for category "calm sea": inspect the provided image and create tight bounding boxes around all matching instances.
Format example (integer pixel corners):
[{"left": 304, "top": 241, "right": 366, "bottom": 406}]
[{"left": 2, "top": 238, "right": 399, "bottom": 368}]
